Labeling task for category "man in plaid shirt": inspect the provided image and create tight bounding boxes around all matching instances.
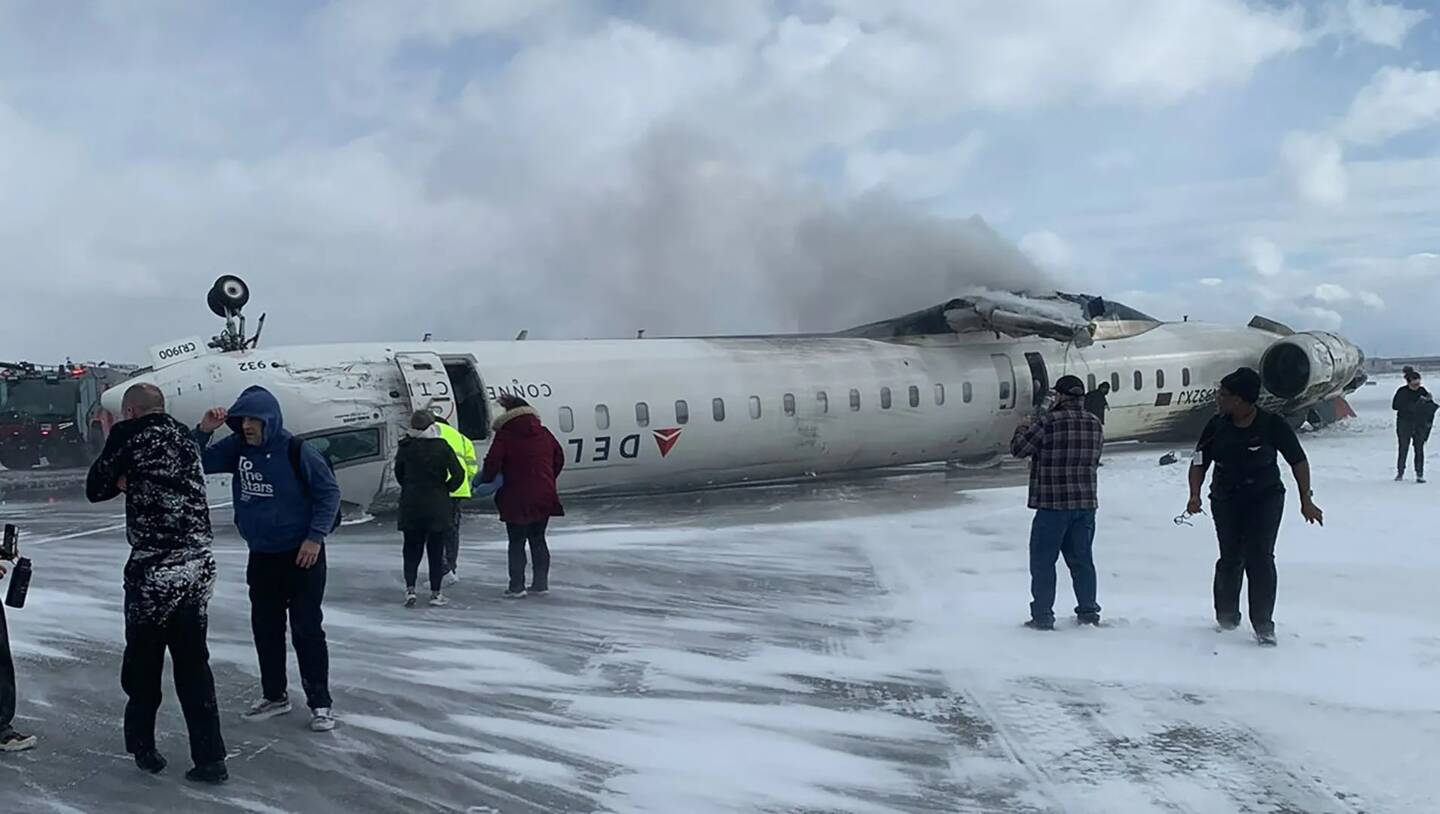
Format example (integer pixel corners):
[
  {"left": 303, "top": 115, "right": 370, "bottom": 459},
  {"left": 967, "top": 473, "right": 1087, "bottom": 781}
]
[{"left": 1010, "top": 374, "right": 1105, "bottom": 630}]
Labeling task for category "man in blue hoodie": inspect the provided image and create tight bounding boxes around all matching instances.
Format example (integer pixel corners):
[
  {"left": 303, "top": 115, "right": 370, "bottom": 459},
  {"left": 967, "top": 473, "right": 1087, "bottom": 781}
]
[{"left": 194, "top": 386, "right": 342, "bottom": 733}]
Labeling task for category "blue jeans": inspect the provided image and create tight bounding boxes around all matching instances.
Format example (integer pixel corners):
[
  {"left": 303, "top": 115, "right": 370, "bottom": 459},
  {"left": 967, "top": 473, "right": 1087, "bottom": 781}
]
[{"left": 1029, "top": 508, "right": 1100, "bottom": 624}]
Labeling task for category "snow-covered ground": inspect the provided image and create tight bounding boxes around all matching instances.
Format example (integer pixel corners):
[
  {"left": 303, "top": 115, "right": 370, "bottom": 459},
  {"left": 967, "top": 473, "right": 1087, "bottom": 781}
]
[{"left": 1, "top": 375, "right": 1434, "bottom": 813}]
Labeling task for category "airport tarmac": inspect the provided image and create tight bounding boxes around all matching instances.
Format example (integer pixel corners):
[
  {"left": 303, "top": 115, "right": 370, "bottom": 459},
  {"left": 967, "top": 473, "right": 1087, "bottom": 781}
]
[{"left": 1, "top": 387, "right": 1436, "bottom": 812}]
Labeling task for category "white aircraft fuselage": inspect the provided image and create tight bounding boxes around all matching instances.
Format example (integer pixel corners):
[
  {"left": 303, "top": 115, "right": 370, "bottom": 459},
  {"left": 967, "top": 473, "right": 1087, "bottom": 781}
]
[{"left": 104, "top": 310, "right": 1365, "bottom": 513}]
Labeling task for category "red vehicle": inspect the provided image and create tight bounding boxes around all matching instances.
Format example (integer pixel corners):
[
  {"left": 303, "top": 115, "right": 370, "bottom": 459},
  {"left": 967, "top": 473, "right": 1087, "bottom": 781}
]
[{"left": 0, "top": 362, "right": 133, "bottom": 470}]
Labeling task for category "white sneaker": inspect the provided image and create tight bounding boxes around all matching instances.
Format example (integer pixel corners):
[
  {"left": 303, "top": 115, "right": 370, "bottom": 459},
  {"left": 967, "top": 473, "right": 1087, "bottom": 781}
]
[
  {"left": 503, "top": 588, "right": 527, "bottom": 599},
  {"left": 443, "top": 571, "right": 459, "bottom": 587},
  {"left": 243, "top": 697, "right": 292, "bottom": 721},
  {"left": 404, "top": 589, "right": 417, "bottom": 608},
  {"left": 310, "top": 708, "right": 336, "bottom": 732},
  {"left": 429, "top": 592, "right": 449, "bottom": 607},
  {"left": 0, "top": 729, "right": 37, "bottom": 752}
]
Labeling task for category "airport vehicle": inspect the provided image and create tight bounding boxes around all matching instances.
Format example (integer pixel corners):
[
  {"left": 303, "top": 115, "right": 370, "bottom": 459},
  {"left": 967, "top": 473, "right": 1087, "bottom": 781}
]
[{"left": 0, "top": 362, "right": 132, "bottom": 470}]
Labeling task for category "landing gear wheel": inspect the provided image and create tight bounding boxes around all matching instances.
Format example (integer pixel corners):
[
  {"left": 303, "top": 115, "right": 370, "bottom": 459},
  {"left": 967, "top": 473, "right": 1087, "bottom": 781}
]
[
  {"left": 207, "top": 275, "right": 250, "bottom": 317},
  {"left": 0, "top": 448, "right": 38, "bottom": 471}
]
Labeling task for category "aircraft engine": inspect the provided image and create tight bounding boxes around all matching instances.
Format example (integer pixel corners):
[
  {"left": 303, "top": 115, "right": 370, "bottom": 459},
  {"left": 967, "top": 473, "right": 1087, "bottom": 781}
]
[{"left": 1259, "top": 331, "right": 1364, "bottom": 403}]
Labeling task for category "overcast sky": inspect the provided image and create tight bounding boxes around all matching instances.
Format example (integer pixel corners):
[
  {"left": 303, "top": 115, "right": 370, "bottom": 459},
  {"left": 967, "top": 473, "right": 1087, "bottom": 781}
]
[{"left": 2, "top": 0, "right": 1438, "bottom": 363}]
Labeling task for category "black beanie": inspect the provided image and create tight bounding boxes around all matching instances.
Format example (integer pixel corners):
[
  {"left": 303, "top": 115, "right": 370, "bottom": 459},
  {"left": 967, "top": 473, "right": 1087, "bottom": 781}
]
[
  {"left": 1054, "top": 375, "right": 1085, "bottom": 398},
  {"left": 1220, "top": 367, "right": 1262, "bottom": 404}
]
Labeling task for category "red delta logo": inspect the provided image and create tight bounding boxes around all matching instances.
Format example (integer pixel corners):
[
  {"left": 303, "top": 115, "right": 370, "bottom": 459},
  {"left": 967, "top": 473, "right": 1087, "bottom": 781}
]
[{"left": 652, "top": 428, "right": 683, "bottom": 457}]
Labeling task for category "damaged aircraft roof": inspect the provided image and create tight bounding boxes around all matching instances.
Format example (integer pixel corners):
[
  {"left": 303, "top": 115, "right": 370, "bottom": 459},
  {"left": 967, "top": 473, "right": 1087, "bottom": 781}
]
[{"left": 837, "top": 291, "right": 1159, "bottom": 346}]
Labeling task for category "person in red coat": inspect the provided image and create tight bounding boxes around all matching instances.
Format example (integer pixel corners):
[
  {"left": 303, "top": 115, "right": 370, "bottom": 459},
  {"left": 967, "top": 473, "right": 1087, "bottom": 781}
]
[{"left": 480, "top": 394, "right": 565, "bottom": 597}]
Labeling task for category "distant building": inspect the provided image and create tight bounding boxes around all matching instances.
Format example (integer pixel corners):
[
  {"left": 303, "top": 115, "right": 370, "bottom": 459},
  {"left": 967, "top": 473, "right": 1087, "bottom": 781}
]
[{"left": 1365, "top": 356, "right": 1440, "bottom": 374}]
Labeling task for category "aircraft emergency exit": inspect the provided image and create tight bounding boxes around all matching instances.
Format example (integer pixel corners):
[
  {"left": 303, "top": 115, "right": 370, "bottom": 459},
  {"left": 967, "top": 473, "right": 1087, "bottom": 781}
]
[{"left": 103, "top": 277, "right": 1367, "bottom": 513}]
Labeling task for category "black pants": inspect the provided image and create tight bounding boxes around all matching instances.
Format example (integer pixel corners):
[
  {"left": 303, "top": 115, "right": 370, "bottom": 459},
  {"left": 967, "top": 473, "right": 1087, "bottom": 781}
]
[
  {"left": 1211, "top": 490, "right": 1284, "bottom": 635},
  {"left": 0, "top": 602, "right": 15, "bottom": 734},
  {"left": 1398, "top": 424, "right": 1428, "bottom": 477},
  {"left": 121, "top": 598, "right": 226, "bottom": 765},
  {"left": 403, "top": 530, "right": 447, "bottom": 593},
  {"left": 443, "top": 500, "right": 463, "bottom": 573},
  {"left": 247, "top": 549, "right": 332, "bottom": 710},
  {"left": 507, "top": 520, "right": 550, "bottom": 593}
]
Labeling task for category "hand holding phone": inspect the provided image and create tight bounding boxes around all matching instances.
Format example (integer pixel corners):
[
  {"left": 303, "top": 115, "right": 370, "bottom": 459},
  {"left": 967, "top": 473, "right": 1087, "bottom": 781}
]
[{"left": 1, "top": 524, "right": 17, "bottom": 561}]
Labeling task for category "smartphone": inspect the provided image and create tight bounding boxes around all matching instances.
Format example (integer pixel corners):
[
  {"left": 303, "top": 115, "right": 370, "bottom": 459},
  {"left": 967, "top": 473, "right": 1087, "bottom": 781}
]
[{"left": 1, "top": 524, "right": 16, "bottom": 561}]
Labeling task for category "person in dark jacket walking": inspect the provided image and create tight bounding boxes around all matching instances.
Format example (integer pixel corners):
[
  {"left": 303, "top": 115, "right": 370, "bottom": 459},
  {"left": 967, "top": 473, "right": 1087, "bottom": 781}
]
[
  {"left": 1010, "top": 375, "right": 1105, "bottom": 630},
  {"left": 480, "top": 394, "right": 565, "bottom": 598},
  {"left": 1393, "top": 367, "right": 1435, "bottom": 483},
  {"left": 1083, "top": 382, "right": 1110, "bottom": 427},
  {"left": 194, "top": 386, "right": 342, "bottom": 733},
  {"left": 86, "top": 383, "right": 227, "bottom": 783},
  {"left": 395, "top": 411, "right": 466, "bottom": 608},
  {"left": 1187, "top": 368, "right": 1323, "bottom": 647}
]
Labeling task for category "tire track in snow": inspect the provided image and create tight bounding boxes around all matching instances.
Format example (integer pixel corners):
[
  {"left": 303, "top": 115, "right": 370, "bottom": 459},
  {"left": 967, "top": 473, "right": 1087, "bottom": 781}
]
[{"left": 958, "top": 676, "right": 1367, "bottom": 814}]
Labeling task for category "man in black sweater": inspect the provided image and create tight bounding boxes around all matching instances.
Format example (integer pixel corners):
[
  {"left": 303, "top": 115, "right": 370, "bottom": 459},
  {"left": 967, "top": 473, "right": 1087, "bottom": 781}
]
[
  {"left": 86, "top": 383, "right": 228, "bottom": 783},
  {"left": 1393, "top": 367, "right": 1436, "bottom": 483}
]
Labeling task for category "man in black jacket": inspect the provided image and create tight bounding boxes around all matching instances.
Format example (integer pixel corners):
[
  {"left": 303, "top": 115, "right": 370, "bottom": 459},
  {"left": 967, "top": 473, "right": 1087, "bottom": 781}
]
[
  {"left": 1394, "top": 368, "right": 1435, "bottom": 483},
  {"left": 1084, "top": 382, "right": 1110, "bottom": 427},
  {"left": 86, "top": 383, "right": 228, "bottom": 784}
]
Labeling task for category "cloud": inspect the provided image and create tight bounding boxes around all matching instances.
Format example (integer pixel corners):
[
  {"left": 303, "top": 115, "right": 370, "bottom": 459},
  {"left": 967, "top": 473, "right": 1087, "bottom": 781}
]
[
  {"left": 1199, "top": 277, "right": 1225, "bottom": 286},
  {"left": 1278, "top": 131, "right": 1349, "bottom": 206},
  {"left": 1312, "top": 282, "right": 1352, "bottom": 302},
  {"left": 1302, "top": 306, "right": 1345, "bottom": 329},
  {"left": 1324, "top": 0, "right": 1429, "bottom": 48},
  {"left": 844, "top": 133, "right": 986, "bottom": 199},
  {"left": 0, "top": 1, "right": 1429, "bottom": 362},
  {"left": 1338, "top": 66, "right": 1440, "bottom": 145},
  {"left": 1018, "top": 230, "right": 1074, "bottom": 273},
  {"left": 1357, "top": 290, "right": 1386, "bottom": 309},
  {"left": 1244, "top": 237, "right": 1287, "bottom": 277}
]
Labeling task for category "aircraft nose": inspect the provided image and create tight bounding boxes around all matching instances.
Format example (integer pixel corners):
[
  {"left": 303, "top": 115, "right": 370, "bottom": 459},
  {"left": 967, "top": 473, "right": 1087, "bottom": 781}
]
[{"left": 100, "top": 372, "right": 155, "bottom": 416}]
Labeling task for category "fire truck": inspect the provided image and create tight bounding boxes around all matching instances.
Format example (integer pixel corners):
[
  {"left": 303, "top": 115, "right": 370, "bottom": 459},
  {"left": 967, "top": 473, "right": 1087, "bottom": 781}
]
[{"left": 0, "top": 361, "right": 134, "bottom": 470}]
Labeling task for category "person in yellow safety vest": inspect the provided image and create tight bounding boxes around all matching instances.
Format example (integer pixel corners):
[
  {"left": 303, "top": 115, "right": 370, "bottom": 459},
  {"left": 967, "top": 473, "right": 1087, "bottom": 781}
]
[{"left": 434, "top": 417, "right": 479, "bottom": 585}]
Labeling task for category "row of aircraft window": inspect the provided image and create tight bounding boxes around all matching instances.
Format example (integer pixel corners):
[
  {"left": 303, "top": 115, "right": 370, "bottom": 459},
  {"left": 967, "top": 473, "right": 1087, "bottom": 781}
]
[
  {"left": 549, "top": 367, "right": 1196, "bottom": 433},
  {"left": 555, "top": 383, "right": 968, "bottom": 433},
  {"left": 1088, "top": 367, "right": 1193, "bottom": 394}
]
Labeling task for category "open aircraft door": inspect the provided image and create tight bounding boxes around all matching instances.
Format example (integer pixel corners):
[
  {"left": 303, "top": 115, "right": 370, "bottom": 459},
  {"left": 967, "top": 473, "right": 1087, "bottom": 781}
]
[
  {"left": 991, "top": 354, "right": 1017, "bottom": 410},
  {"left": 394, "top": 352, "right": 457, "bottom": 422}
]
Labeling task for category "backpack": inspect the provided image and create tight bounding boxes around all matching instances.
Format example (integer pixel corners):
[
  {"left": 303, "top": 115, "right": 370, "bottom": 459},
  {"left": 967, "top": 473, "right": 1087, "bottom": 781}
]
[{"left": 287, "top": 436, "right": 344, "bottom": 534}]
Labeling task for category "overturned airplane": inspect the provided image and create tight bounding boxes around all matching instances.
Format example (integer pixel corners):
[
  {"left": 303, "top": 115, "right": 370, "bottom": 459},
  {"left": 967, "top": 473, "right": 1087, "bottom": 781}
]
[{"left": 104, "top": 278, "right": 1366, "bottom": 512}]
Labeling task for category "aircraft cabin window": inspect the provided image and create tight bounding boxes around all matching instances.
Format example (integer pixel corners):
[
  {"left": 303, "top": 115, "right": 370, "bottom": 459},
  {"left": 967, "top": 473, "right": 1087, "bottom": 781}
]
[
  {"left": 1133, "top": 371, "right": 1143, "bottom": 391},
  {"left": 935, "top": 384, "right": 946, "bottom": 406},
  {"left": 749, "top": 396, "right": 762, "bottom": 420},
  {"left": 817, "top": 391, "right": 829, "bottom": 414},
  {"left": 559, "top": 407, "right": 574, "bottom": 433},
  {"left": 850, "top": 389, "right": 861, "bottom": 411},
  {"left": 1111, "top": 372, "right": 1121, "bottom": 392},
  {"left": 909, "top": 385, "right": 920, "bottom": 408},
  {"left": 880, "top": 387, "right": 892, "bottom": 409},
  {"left": 1087, "top": 374, "right": 1097, "bottom": 392},
  {"left": 595, "top": 404, "right": 610, "bottom": 431},
  {"left": 962, "top": 382, "right": 972, "bottom": 403},
  {"left": 784, "top": 393, "right": 796, "bottom": 416},
  {"left": 1156, "top": 370, "right": 1165, "bottom": 389},
  {"left": 675, "top": 400, "right": 689, "bottom": 425},
  {"left": 635, "top": 402, "right": 650, "bottom": 428},
  {"left": 998, "top": 381, "right": 1011, "bottom": 403},
  {"left": 1183, "top": 368, "right": 1192, "bottom": 387},
  {"left": 302, "top": 428, "right": 383, "bottom": 468},
  {"left": 713, "top": 398, "right": 726, "bottom": 422}
]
